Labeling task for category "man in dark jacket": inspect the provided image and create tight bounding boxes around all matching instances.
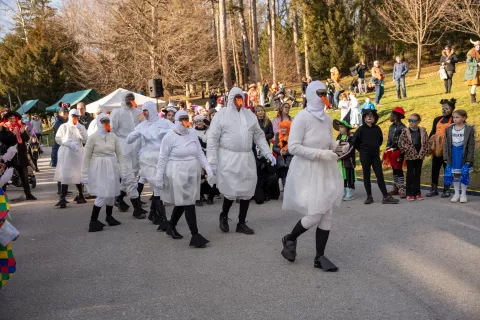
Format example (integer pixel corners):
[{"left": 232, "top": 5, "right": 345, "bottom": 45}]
[
  {"left": 0, "top": 111, "right": 37, "bottom": 200},
  {"left": 208, "top": 89, "right": 218, "bottom": 109},
  {"left": 393, "top": 56, "right": 409, "bottom": 100},
  {"left": 77, "top": 102, "right": 94, "bottom": 129},
  {"left": 356, "top": 61, "right": 368, "bottom": 94}
]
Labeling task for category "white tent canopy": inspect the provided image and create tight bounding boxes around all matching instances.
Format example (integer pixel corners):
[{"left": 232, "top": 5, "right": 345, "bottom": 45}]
[{"left": 86, "top": 88, "right": 166, "bottom": 113}]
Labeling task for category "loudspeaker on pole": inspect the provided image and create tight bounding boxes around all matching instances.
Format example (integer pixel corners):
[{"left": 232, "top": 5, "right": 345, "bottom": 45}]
[{"left": 148, "top": 79, "right": 164, "bottom": 98}]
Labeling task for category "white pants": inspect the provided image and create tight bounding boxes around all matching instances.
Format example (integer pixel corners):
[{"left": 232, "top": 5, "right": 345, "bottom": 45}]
[
  {"left": 94, "top": 197, "right": 115, "bottom": 207},
  {"left": 300, "top": 208, "right": 332, "bottom": 231}
]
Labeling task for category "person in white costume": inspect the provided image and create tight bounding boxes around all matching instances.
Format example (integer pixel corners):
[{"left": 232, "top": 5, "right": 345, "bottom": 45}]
[
  {"left": 81, "top": 114, "right": 127, "bottom": 232},
  {"left": 127, "top": 101, "right": 173, "bottom": 230},
  {"left": 87, "top": 106, "right": 105, "bottom": 137},
  {"left": 207, "top": 87, "right": 276, "bottom": 235},
  {"left": 109, "top": 92, "right": 147, "bottom": 218},
  {"left": 54, "top": 109, "right": 89, "bottom": 208},
  {"left": 156, "top": 110, "right": 212, "bottom": 248},
  {"left": 280, "top": 81, "right": 344, "bottom": 272}
]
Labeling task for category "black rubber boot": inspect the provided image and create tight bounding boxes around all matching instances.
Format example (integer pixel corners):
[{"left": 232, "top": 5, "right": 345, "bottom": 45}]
[
  {"left": 189, "top": 234, "right": 209, "bottom": 248},
  {"left": 426, "top": 184, "right": 439, "bottom": 197},
  {"left": 105, "top": 206, "right": 121, "bottom": 226},
  {"left": 441, "top": 185, "right": 451, "bottom": 198},
  {"left": 313, "top": 228, "right": 338, "bottom": 272},
  {"left": 148, "top": 200, "right": 155, "bottom": 221},
  {"left": 153, "top": 197, "right": 169, "bottom": 231},
  {"left": 57, "top": 181, "right": 61, "bottom": 195},
  {"left": 89, "top": 220, "right": 105, "bottom": 232},
  {"left": 281, "top": 235, "right": 297, "bottom": 262},
  {"left": 55, "top": 184, "right": 69, "bottom": 208},
  {"left": 131, "top": 197, "right": 147, "bottom": 219},
  {"left": 115, "top": 191, "right": 130, "bottom": 212},
  {"left": 75, "top": 184, "right": 87, "bottom": 204},
  {"left": 137, "top": 183, "right": 145, "bottom": 205}
]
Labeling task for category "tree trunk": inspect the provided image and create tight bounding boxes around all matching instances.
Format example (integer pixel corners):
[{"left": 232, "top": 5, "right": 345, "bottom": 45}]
[
  {"left": 149, "top": 4, "right": 158, "bottom": 78},
  {"left": 219, "top": 0, "right": 232, "bottom": 91},
  {"left": 270, "top": 0, "right": 277, "bottom": 82},
  {"left": 266, "top": 0, "right": 273, "bottom": 76},
  {"left": 212, "top": 0, "right": 222, "bottom": 66},
  {"left": 237, "top": 0, "right": 255, "bottom": 83},
  {"left": 291, "top": 3, "right": 302, "bottom": 80},
  {"left": 303, "top": 11, "right": 310, "bottom": 78},
  {"left": 251, "top": 0, "right": 260, "bottom": 82},
  {"left": 416, "top": 40, "right": 422, "bottom": 80},
  {"left": 229, "top": 18, "right": 239, "bottom": 85},
  {"left": 242, "top": 39, "right": 248, "bottom": 89}
]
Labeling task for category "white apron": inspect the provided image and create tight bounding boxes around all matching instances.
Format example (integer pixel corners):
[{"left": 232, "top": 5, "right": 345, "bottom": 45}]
[
  {"left": 87, "top": 156, "right": 120, "bottom": 198},
  {"left": 162, "top": 159, "right": 201, "bottom": 206}
]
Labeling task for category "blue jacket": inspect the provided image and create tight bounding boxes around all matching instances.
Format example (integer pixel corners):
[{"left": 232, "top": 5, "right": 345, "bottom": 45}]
[{"left": 393, "top": 62, "right": 408, "bottom": 80}]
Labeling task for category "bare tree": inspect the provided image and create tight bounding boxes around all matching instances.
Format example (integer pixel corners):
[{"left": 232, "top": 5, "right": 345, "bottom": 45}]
[
  {"left": 236, "top": 0, "right": 256, "bottom": 83},
  {"left": 444, "top": 0, "right": 480, "bottom": 38},
  {"left": 250, "top": 0, "right": 260, "bottom": 82},
  {"left": 291, "top": 1, "right": 302, "bottom": 80},
  {"left": 302, "top": 9, "right": 310, "bottom": 78},
  {"left": 219, "top": 0, "right": 232, "bottom": 90},
  {"left": 378, "top": 0, "right": 449, "bottom": 79},
  {"left": 270, "top": 0, "right": 277, "bottom": 82},
  {"left": 266, "top": 0, "right": 272, "bottom": 76}
]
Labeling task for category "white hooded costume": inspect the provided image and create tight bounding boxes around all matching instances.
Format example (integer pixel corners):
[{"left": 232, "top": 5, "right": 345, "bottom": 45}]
[
  {"left": 156, "top": 110, "right": 212, "bottom": 206},
  {"left": 81, "top": 114, "right": 127, "bottom": 204},
  {"left": 207, "top": 87, "right": 273, "bottom": 200},
  {"left": 109, "top": 94, "right": 143, "bottom": 198},
  {"left": 282, "top": 81, "right": 343, "bottom": 229},
  {"left": 54, "top": 109, "right": 88, "bottom": 185},
  {"left": 126, "top": 101, "right": 173, "bottom": 195},
  {"left": 87, "top": 106, "right": 105, "bottom": 137}
]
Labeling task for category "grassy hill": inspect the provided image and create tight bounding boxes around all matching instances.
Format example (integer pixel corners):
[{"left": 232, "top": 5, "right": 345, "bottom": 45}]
[{"left": 268, "top": 63, "right": 480, "bottom": 191}]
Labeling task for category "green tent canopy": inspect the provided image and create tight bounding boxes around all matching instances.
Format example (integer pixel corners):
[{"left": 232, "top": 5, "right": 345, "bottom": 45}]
[
  {"left": 45, "top": 89, "right": 102, "bottom": 113},
  {"left": 17, "top": 100, "right": 49, "bottom": 115}
]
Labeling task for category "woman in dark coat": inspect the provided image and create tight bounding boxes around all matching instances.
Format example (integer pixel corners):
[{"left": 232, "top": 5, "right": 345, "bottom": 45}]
[
  {"left": 255, "top": 106, "right": 274, "bottom": 145},
  {"left": 440, "top": 45, "right": 459, "bottom": 93},
  {"left": 272, "top": 120, "right": 293, "bottom": 187}
]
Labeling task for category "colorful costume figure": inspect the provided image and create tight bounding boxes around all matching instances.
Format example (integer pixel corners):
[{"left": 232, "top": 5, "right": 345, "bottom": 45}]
[
  {"left": 384, "top": 107, "right": 407, "bottom": 198},
  {"left": 127, "top": 101, "right": 173, "bottom": 228},
  {"left": 333, "top": 119, "right": 356, "bottom": 201},
  {"left": 54, "top": 109, "right": 88, "bottom": 208},
  {"left": 82, "top": 114, "right": 127, "bottom": 232},
  {"left": 280, "top": 81, "right": 344, "bottom": 271},
  {"left": 156, "top": 110, "right": 212, "bottom": 247},
  {"left": 465, "top": 39, "right": 480, "bottom": 104},
  {"left": 207, "top": 87, "right": 276, "bottom": 235}
]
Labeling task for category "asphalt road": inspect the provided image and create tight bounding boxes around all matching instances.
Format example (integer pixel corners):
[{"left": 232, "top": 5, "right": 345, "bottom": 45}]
[{"left": 1, "top": 152, "right": 479, "bottom": 320}]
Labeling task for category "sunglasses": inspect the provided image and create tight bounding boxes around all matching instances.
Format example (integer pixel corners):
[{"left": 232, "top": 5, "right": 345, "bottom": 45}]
[{"left": 408, "top": 119, "right": 418, "bottom": 123}]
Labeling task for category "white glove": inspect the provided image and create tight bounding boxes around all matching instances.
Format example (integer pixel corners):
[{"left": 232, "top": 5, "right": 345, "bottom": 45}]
[
  {"left": 266, "top": 153, "right": 276, "bottom": 166},
  {"left": 316, "top": 150, "right": 339, "bottom": 161},
  {"left": 1, "top": 146, "right": 17, "bottom": 162},
  {"left": 341, "top": 142, "right": 350, "bottom": 154},
  {"left": 209, "top": 163, "right": 218, "bottom": 176},
  {"left": 157, "top": 180, "right": 164, "bottom": 190},
  {"left": 334, "top": 140, "right": 340, "bottom": 148},
  {"left": 68, "top": 141, "right": 79, "bottom": 151},
  {"left": 206, "top": 166, "right": 213, "bottom": 178},
  {"left": 81, "top": 178, "right": 88, "bottom": 185}
]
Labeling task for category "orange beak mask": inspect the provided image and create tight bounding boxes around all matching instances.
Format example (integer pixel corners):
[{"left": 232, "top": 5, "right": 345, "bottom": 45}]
[
  {"left": 131, "top": 100, "right": 138, "bottom": 108},
  {"left": 72, "top": 117, "right": 78, "bottom": 125},
  {"left": 182, "top": 119, "right": 191, "bottom": 128},
  {"left": 234, "top": 96, "right": 244, "bottom": 111},
  {"left": 103, "top": 123, "right": 111, "bottom": 132}
]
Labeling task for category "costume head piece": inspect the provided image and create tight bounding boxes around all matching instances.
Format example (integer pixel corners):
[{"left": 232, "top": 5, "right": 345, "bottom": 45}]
[
  {"left": 142, "top": 101, "right": 158, "bottom": 123},
  {"left": 96, "top": 113, "right": 110, "bottom": 136},
  {"left": 174, "top": 110, "right": 190, "bottom": 134},
  {"left": 306, "top": 80, "right": 328, "bottom": 121},
  {"left": 68, "top": 109, "right": 80, "bottom": 126},
  {"left": 361, "top": 108, "right": 379, "bottom": 125}
]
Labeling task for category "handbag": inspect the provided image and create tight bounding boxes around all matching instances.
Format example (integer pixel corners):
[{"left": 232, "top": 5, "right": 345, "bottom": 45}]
[{"left": 439, "top": 66, "right": 448, "bottom": 80}]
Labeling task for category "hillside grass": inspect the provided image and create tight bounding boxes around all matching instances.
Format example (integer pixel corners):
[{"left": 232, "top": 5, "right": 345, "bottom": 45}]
[{"left": 267, "top": 63, "right": 480, "bottom": 190}]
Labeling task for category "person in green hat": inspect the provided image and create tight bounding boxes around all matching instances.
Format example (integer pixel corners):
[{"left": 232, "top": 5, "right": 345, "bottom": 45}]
[{"left": 333, "top": 113, "right": 356, "bottom": 201}]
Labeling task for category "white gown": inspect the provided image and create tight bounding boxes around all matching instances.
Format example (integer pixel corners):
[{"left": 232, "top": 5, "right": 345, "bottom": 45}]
[
  {"left": 54, "top": 110, "right": 88, "bottom": 185},
  {"left": 207, "top": 87, "right": 271, "bottom": 200}
]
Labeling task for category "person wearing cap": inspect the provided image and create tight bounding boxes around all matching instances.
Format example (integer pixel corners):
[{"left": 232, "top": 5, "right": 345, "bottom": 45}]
[
  {"left": 0, "top": 111, "right": 37, "bottom": 201},
  {"left": 87, "top": 106, "right": 106, "bottom": 137},
  {"left": 465, "top": 39, "right": 480, "bottom": 104},
  {"left": 207, "top": 87, "right": 276, "bottom": 235},
  {"left": 54, "top": 109, "right": 88, "bottom": 208},
  {"left": 351, "top": 109, "right": 399, "bottom": 205},
  {"left": 81, "top": 114, "right": 127, "bottom": 232},
  {"left": 156, "top": 110, "right": 212, "bottom": 248},
  {"left": 393, "top": 56, "right": 409, "bottom": 100},
  {"left": 333, "top": 117, "right": 356, "bottom": 201},
  {"left": 215, "top": 97, "right": 224, "bottom": 112},
  {"left": 426, "top": 98, "right": 456, "bottom": 197},
  {"left": 440, "top": 45, "right": 458, "bottom": 93},
  {"left": 280, "top": 80, "right": 343, "bottom": 272},
  {"left": 109, "top": 92, "right": 147, "bottom": 218},
  {"left": 247, "top": 83, "right": 258, "bottom": 107},
  {"left": 384, "top": 107, "right": 407, "bottom": 198},
  {"left": 126, "top": 101, "right": 172, "bottom": 225}
]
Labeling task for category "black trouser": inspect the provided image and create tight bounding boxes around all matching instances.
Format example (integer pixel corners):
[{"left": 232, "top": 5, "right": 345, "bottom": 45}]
[
  {"left": 444, "top": 71, "right": 454, "bottom": 93},
  {"left": 344, "top": 167, "right": 355, "bottom": 189},
  {"left": 221, "top": 198, "right": 249, "bottom": 223},
  {"left": 32, "top": 157, "right": 39, "bottom": 170},
  {"left": 170, "top": 205, "right": 198, "bottom": 234},
  {"left": 14, "top": 165, "right": 31, "bottom": 196},
  {"left": 431, "top": 156, "right": 445, "bottom": 186},
  {"left": 359, "top": 153, "right": 388, "bottom": 197},
  {"left": 406, "top": 159, "right": 423, "bottom": 196}
]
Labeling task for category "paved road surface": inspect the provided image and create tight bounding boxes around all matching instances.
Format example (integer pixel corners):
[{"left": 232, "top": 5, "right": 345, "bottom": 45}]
[{"left": 1, "top": 153, "right": 479, "bottom": 320}]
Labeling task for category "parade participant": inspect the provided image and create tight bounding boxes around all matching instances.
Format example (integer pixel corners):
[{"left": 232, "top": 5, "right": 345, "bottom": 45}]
[
  {"left": 398, "top": 113, "right": 430, "bottom": 201},
  {"left": 465, "top": 39, "right": 480, "bottom": 104},
  {"left": 127, "top": 101, "right": 172, "bottom": 226},
  {"left": 280, "top": 81, "right": 343, "bottom": 271},
  {"left": 352, "top": 109, "right": 399, "bottom": 205},
  {"left": 333, "top": 118, "right": 356, "bottom": 201},
  {"left": 338, "top": 92, "right": 350, "bottom": 120},
  {"left": 207, "top": 87, "right": 276, "bottom": 235},
  {"left": 54, "top": 109, "right": 88, "bottom": 208},
  {"left": 272, "top": 120, "right": 293, "bottom": 188},
  {"left": 87, "top": 106, "right": 105, "bottom": 136},
  {"left": 50, "top": 107, "right": 68, "bottom": 169},
  {"left": 440, "top": 45, "right": 458, "bottom": 94},
  {"left": 349, "top": 92, "right": 361, "bottom": 128},
  {"left": 443, "top": 110, "right": 475, "bottom": 203},
  {"left": 77, "top": 102, "right": 94, "bottom": 129},
  {"left": 156, "top": 110, "right": 212, "bottom": 247},
  {"left": 82, "top": 114, "right": 127, "bottom": 232},
  {"left": 163, "top": 107, "right": 177, "bottom": 123},
  {"left": 110, "top": 92, "right": 147, "bottom": 218},
  {"left": 427, "top": 98, "right": 455, "bottom": 197},
  {"left": 384, "top": 107, "right": 407, "bottom": 198}
]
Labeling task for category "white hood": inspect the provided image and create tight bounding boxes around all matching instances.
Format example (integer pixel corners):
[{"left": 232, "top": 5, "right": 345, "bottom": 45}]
[{"left": 306, "top": 81, "right": 327, "bottom": 121}]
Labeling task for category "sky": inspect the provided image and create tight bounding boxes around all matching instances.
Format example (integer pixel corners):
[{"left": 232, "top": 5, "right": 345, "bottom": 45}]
[{"left": 0, "top": 0, "right": 61, "bottom": 38}]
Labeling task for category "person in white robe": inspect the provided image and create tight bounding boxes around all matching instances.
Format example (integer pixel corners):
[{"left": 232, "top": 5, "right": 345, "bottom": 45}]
[
  {"left": 207, "top": 87, "right": 276, "bottom": 235},
  {"left": 87, "top": 106, "right": 105, "bottom": 137},
  {"left": 156, "top": 110, "right": 212, "bottom": 248},
  {"left": 54, "top": 109, "right": 88, "bottom": 208},
  {"left": 81, "top": 114, "right": 127, "bottom": 232},
  {"left": 127, "top": 101, "right": 173, "bottom": 229},
  {"left": 280, "top": 81, "right": 344, "bottom": 272}
]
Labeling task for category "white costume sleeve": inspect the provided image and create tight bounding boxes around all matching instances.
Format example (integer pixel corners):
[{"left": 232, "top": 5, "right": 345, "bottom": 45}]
[
  {"left": 156, "top": 135, "right": 173, "bottom": 188},
  {"left": 288, "top": 117, "right": 318, "bottom": 160},
  {"left": 81, "top": 134, "right": 95, "bottom": 179},
  {"left": 252, "top": 119, "right": 271, "bottom": 156},
  {"left": 114, "top": 135, "right": 127, "bottom": 175},
  {"left": 206, "top": 115, "right": 221, "bottom": 164},
  {"left": 110, "top": 109, "right": 119, "bottom": 135},
  {"left": 126, "top": 124, "right": 142, "bottom": 144},
  {"left": 55, "top": 124, "right": 67, "bottom": 145},
  {"left": 78, "top": 124, "right": 88, "bottom": 143}
]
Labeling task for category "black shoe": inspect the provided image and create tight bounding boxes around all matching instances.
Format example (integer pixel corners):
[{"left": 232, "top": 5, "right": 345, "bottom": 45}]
[
  {"left": 195, "top": 200, "right": 203, "bottom": 207},
  {"left": 281, "top": 235, "right": 297, "bottom": 262},
  {"left": 236, "top": 222, "right": 254, "bottom": 235},
  {"left": 219, "top": 215, "right": 230, "bottom": 233},
  {"left": 75, "top": 194, "right": 87, "bottom": 204},
  {"left": 88, "top": 220, "right": 105, "bottom": 232},
  {"left": 314, "top": 255, "right": 338, "bottom": 272},
  {"left": 426, "top": 186, "right": 439, "bottom": 197},
  {"left": 25, "top": 194, "right": 37, "bottom": 201},
  {"left": 189, "top": 234, "right": 210, "bottom": 248},
  {"left": 55, "top": 198, "right": 69, "bottom": 208},
  {"left": 382, "top": 195, "right": 400, "bottom": 204},
  {"left": 115, "top": 199, "right": 130, "bottom": 212},
  {"left": 166, "top": 225, "right": 183, "bottom": 239},
  {"left": 364, "top": 196, "right": 374, "bottom": 205},
  {"left": 441, "top": 187, "right": 451, "bottom": 198},
  {"left": 105, "top": 216, "right": 121, "bottom": 226},
  {"left": 206, "top": 198, "right": 214, "bottom": 205},
  {"left": 148, "top": 211, "right": 154, "bottom": 221},
  {"left": 131, "top": 198, "right": 147, "bottom": 219}
]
